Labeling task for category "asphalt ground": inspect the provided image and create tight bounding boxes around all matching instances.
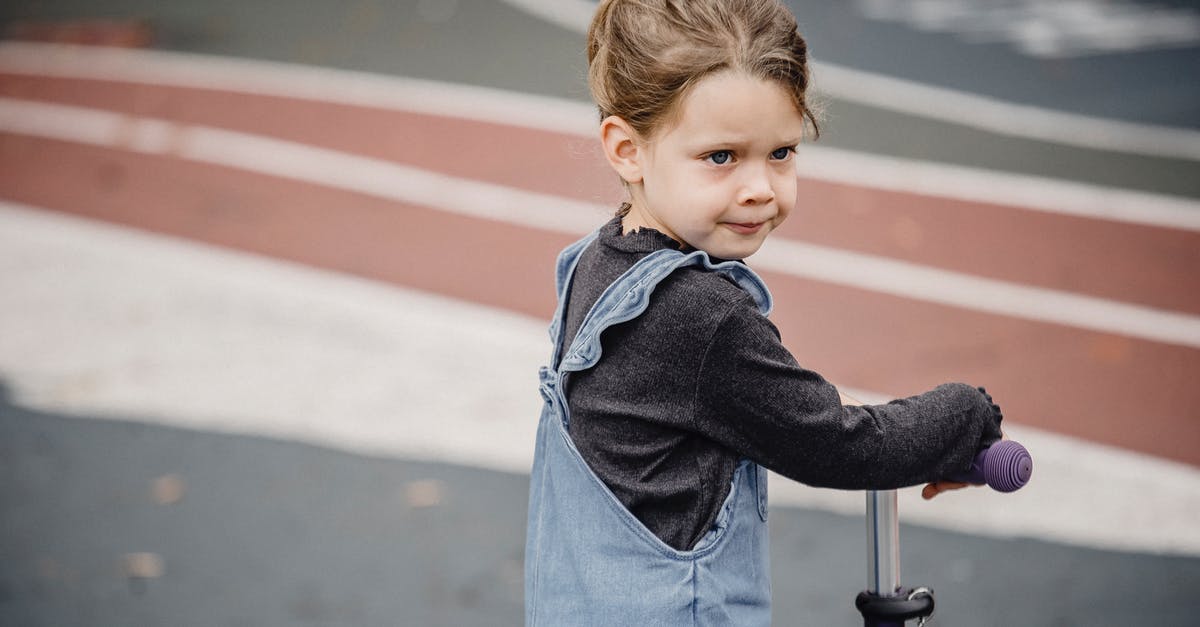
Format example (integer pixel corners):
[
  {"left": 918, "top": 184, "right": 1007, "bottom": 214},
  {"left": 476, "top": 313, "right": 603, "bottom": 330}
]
[{"left": 4, "top": 395, "right": 1200, "bottom": 627}]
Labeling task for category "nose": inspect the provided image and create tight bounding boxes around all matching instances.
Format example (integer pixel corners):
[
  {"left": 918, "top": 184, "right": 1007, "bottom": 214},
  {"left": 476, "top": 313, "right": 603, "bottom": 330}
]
[{"left": 737, "top": 164, "right": 775, "bottom": 206}]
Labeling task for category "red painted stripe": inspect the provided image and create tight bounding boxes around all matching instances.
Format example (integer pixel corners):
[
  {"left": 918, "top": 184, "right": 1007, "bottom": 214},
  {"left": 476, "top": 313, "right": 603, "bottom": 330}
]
[
  {"left": 3, "top": 73, "right": 1198, "bottom": 315},
  {"left": 781, "top": 179, "right": 1200, "bottom": 316},
  {"left": 3, "top": 134, "right": 1197, "bottom": 467}
]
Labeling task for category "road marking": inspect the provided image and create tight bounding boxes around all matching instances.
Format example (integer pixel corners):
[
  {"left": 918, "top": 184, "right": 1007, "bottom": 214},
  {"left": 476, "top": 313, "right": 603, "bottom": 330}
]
[
  {"left": 500, "top": 0, "right": 1200, "bottom": 161},
  {"left": 3, "top": 96, "right": 1199, "bottom": 348},
  {"left": 2, "top": 200, "right": 1197, "bottom": 555},
  {"left": 754, "top": 238, "right": 1200, "bottom": 348},
  {"left": 810, "top": 62, "right": 1200, "bottom": 161},
  {"left": 2, "top": 42, "right": 1199, "bottom": 232},
  {"left": 856, "top": 0, "right": 1200, "bottom": 58},
  {"left": 796, "top": 145, "right": 1200, "bottom": 231},
  {"left": 0, "top": 41, "right": 597, "bottom": 137}
]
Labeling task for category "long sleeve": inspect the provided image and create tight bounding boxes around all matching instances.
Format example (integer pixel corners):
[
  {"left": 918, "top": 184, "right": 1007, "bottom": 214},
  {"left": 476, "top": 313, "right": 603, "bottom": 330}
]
[{"left": 691, "top": 297, "right": 1004, "bottom": 490}]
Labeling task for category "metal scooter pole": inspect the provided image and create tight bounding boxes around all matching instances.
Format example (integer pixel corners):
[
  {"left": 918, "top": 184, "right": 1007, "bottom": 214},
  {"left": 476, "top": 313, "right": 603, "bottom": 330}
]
[
  {"left": 866, "top": 490, "right": 899, "bottom": 597},
  {"left": 854, "top": 440, "right": 1033, "bottom": 625},
  {"left": 856, "top": 490, "right": 934, "bottom": 626}
]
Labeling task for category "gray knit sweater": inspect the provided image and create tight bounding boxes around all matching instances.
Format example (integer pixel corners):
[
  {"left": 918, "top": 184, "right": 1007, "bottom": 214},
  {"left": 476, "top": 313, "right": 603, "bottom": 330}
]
[{"left": 560, "top": 217, "right": 1004, "bottom": 550}]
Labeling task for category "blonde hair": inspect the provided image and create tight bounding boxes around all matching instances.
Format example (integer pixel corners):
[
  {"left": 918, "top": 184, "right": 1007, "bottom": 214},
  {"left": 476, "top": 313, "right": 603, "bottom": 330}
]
[{"left": 587, "top": 0, "right": 820, "bottom": 141}]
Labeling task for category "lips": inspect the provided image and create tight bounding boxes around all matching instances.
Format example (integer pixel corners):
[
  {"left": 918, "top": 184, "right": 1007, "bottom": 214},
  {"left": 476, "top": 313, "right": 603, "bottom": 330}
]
[{"left": 724, "top": 221, "right": 766, "bottom": 235}]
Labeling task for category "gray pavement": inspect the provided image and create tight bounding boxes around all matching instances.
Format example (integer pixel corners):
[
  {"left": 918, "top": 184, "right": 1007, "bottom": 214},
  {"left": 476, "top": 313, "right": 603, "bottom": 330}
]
[{"left": 4, "top": 384, "right": 1199, "bottom": 626}]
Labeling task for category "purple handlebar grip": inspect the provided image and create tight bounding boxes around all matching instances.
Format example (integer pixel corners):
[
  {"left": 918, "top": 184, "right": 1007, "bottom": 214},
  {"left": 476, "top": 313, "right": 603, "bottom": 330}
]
[{"left": 950, "top": 440, "right": 1033, "bottom": 492}]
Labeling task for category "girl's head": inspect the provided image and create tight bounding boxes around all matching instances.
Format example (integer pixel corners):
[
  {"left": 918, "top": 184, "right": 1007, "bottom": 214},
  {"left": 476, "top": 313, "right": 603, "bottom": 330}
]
[
  {"left": 588, "top": 0, "right": 818, "bottom": 141},
  {"left": 588, "top": 0, "right": 819, "bottom": 260}
]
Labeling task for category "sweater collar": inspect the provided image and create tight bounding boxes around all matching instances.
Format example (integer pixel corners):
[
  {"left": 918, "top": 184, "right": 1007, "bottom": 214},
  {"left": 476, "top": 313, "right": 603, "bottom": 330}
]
[
  {"left": 599, "top": 215, "right": 692, "bottom": 255},
  {"left": 598, "top": 215, "right": 748, "bottom": 266}
]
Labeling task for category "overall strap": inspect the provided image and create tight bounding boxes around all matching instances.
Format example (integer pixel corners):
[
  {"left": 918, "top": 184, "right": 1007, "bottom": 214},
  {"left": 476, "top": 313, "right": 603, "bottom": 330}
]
[
  {"left": 559, "top": 248, "right": 773, "bottom": 376},
  {"left": 546, "top": 230, "right": 600, "bottom": 369}
]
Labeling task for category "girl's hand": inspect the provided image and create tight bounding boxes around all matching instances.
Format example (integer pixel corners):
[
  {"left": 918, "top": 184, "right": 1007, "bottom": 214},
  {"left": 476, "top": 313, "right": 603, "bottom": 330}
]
[
  {"left": 923, "top": 430, "right": 1009, "bottom": 499},
  {"left": 920, "top": 480, "right": 971, "bottom": 500}
]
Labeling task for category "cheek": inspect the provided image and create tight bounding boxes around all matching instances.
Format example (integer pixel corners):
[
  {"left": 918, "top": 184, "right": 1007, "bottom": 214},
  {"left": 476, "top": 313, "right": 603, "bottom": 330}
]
[
  {"left": 642, "top": 161, "right": 683, "bottom": 196},
  {"left": 650, "top": 169, "right": 703, "bottom": 206},
  {"left": 781, "top": 185, "right": 798, "bottom": 209},
  {"left": 775, "top": 178, "right": 798, "bottom": 221}
]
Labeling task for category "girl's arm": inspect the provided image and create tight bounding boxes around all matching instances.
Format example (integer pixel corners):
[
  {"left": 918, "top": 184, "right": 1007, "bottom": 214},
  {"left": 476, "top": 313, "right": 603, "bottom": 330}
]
[
  {"left": 838, "top": 388, "right": 972, "bottom": 499},
  {"left": 692, "top": 300, "right": 1005, "bottom": 492}
]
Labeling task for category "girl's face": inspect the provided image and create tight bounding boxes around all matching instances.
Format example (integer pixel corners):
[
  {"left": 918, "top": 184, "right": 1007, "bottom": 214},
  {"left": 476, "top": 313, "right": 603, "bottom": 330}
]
[{"left": 617, "top": 71, "right": 807, "bottom": 260}]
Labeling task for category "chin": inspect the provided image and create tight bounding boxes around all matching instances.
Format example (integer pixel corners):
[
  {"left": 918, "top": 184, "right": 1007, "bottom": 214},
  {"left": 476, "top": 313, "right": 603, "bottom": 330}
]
[
  {"left": 693, "top": 230, "right": 769, "bottom": 260},
  {"left": 712, "top": 242, "right": 764, "bottom": 261}
]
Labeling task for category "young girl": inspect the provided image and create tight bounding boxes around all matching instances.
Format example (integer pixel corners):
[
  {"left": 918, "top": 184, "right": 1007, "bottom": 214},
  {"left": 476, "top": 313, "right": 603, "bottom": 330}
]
[{"left": 525, "top": 1, "right": 1004, "bottom": 624}]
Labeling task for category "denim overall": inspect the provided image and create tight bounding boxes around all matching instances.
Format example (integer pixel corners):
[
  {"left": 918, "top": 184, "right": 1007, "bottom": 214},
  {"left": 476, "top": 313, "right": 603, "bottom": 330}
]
[{"left": 525, "top": 231, "right": 775, "bottom": 626}]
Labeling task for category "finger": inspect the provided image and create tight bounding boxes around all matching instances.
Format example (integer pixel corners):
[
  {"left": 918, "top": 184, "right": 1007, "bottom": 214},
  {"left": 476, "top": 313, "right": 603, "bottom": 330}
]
[{"left": 922, "top": 481, "right": 970, "bottom": 500}]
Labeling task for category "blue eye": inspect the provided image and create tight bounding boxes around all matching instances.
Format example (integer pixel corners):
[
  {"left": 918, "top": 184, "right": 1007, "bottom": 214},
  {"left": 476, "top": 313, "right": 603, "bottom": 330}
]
[
  {"left": 707, "top": 151, "right": 732, "bottom": 165},
  {"left": 771, "top": 147, "right": 794, "bottom": 160}
]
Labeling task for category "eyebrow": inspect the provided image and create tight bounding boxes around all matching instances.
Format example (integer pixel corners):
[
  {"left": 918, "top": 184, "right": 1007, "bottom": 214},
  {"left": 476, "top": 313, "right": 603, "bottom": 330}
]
[{"left": 687, "top": 135, "right": 804, "bottom": 151}]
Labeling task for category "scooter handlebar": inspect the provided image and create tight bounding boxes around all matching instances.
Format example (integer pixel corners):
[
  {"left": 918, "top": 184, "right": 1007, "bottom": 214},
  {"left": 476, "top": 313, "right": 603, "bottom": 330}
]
[{"left": 949, "top": 440, "right": 1032, "bottom": 492}]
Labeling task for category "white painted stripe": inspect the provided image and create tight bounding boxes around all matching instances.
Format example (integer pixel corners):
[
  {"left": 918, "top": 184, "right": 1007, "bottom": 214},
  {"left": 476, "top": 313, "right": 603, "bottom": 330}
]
[
  {"left": 753, "top": 238, "right": 1200, "bottom": 348},
  {"left": 0, "top": 41, "right": 598, "bottom": 137},
  {"left": 2, "top": 96, "right": 1198, "bottom": 348},
  {"left": 855, "top": 0, "right": 1200, "bottom": 59},
  {"left": 2, "top": 42, "right": 1197, "bottom": 233},
  {"left": 500, "top": 0, "right": 1200, "bottom": 161},
  {"left": 789, "top": 377, "right": 1200, "bottom": 555},
  {"left": 796, "top": 146, "right": 1200, "bottom": 232},
  {"left": 1, "top": 200, "right": 1197, "bottom": 555},
  {"left": 810, "top": 62, "right": 1200, "bottom": 161},
  {"left": 0, "top": 97, "right": 608, "bottom": 234},
  {"left": 768, "top": 420, "right": 1200, "bottom": 557}
]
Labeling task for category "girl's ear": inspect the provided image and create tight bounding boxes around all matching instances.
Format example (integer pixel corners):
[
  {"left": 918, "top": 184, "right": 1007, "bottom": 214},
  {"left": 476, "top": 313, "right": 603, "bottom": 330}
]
[{"left": 600, "top": 116, "right": 644, "bottom": 184}]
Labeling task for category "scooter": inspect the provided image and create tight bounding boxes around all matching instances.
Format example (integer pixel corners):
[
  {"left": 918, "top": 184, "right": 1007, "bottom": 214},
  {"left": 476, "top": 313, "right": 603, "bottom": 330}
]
[{"left": 855, "top": 441, "right": 1034, "bottom": 626}]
